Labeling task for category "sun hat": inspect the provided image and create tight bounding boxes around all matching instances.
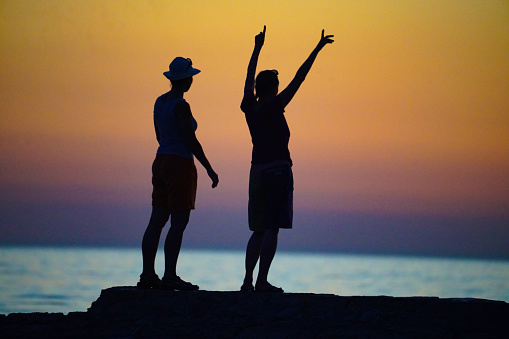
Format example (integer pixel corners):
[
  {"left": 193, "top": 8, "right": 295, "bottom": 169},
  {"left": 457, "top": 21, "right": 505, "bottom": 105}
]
[{"left": 163, "top": 57, "right": 201, "bottom": 80}]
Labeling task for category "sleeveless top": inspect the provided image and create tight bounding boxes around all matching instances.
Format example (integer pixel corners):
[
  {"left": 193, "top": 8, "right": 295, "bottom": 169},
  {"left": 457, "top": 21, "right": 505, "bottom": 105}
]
[{"left": 154, "top": 96, "right": 197, "bottom": 159}]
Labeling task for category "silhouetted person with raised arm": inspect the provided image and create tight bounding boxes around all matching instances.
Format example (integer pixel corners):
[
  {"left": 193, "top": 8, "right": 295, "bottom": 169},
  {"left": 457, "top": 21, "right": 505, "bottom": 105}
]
[
  {"left": 138, "top": 57, "right": 219, "bottom": 291},
  {"left": 240, "top": 26, "right": 333, "bottom": 292}
]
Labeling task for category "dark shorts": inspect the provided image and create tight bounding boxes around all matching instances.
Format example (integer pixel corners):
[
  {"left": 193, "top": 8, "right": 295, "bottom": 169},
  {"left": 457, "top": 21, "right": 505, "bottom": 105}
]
[
  {"left": 248, "top": 160, "right": 293, "bottom": 232},
  {"left": 151, "top": 154, "right": 197, "bottom": 212}
]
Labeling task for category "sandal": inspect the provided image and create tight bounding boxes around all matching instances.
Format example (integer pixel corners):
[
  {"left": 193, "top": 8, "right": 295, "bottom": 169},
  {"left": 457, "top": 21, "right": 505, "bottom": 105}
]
[
  {"left": 137, "top": 273, "right": 162, "bottom": 289},
  {"left": 162, "top": 276, "right": 199, "bottom": 291},
  {"left": 255, "top": 282, "right": 284, "bottom": 293}
]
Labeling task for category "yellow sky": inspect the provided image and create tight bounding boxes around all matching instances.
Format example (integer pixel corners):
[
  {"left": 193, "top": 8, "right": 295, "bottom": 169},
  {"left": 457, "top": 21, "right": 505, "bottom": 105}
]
[{"left": 1, "top": 0, "right": 508, "bottom": 217}]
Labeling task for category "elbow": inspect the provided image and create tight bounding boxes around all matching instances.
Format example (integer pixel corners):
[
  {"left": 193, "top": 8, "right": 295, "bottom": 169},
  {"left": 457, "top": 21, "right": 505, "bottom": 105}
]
[{"left": 295, "top": 69, "right": 307, "bottom": 81}]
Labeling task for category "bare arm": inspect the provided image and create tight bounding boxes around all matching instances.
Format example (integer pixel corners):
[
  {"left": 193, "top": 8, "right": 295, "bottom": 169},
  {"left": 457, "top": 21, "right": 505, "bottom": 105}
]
[
  {"left": 278, "top": 29, "right": 334, "bottom": 108},
  {"left": 243, "top": 26, "right": 266, "bottom": 98},
  {"left": 175, "top": 101, "right": 219, "bottom": 188}
]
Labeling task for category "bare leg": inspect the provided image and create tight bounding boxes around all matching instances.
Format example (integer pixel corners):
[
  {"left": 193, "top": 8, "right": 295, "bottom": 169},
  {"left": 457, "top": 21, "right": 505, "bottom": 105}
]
[
  {"left": 141, "top": 206, "right": 170, "bottom": 276},
  {"left": 255, "top": 228, "right": 279, "bottom": 288},
  {"left": 163, "top": 209, "right": 190, "bottom": 279},
  {"left": 243, "top": 231, "right": 264, "bottom": 288}
]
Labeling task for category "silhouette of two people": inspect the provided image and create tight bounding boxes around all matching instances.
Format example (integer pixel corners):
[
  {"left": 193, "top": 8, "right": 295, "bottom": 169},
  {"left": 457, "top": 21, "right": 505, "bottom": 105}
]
[{"left": 138, "top": 26, "right": 333, "bottom": 292}]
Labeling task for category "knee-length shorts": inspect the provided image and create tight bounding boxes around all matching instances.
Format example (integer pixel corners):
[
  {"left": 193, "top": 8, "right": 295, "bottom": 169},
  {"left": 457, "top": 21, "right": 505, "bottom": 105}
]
[
  {"left": 248, "top": 160, "right": 293, "bottom": 232},
  {"left": 151, "top": 154, "right": 197, "bottom": 212}
]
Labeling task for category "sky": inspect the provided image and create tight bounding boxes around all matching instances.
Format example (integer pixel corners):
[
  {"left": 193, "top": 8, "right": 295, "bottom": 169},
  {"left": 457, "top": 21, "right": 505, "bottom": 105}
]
[{"left": 1, "top": 0, "right": 508, "bottom": 259}]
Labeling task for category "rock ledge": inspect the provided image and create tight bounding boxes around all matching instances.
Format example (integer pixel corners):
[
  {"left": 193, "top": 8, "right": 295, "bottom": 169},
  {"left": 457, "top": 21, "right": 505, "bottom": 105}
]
[{"left": 1, "top": 286, "right": 508, "bottom": 338}]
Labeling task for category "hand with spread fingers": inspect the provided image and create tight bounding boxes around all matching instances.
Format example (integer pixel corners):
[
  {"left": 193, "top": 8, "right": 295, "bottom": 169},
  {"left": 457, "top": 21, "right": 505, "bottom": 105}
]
[{"left": 318, "top": 29, "right": 334, "bottom": 49}]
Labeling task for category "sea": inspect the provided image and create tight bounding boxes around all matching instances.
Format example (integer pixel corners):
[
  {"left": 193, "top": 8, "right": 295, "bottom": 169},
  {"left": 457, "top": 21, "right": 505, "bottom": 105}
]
[{"left": 0, "top": 246, "right": 508, "bottom": 315}]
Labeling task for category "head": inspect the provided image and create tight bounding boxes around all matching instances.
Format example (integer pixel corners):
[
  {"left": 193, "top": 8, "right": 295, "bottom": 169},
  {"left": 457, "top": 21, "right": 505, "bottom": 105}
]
[
  {"left": 170, "top": 76, "right": 193, "bottom": 93},
  {"left": 255, "top": 70, "right": 279, "bottom": 99},
  {"left": 163, "top": 57, "right": 200, "bottom": 92}
]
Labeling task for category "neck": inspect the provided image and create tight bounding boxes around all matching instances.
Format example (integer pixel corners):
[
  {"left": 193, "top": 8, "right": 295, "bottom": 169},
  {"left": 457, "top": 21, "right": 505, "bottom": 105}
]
[
  {"left": 166, "top": 88, "right": 185, "bottom": 99},
  {"left": 171, "top": 88, "right": 185, "bottom": 98},
  {"left": 258, "top": 94, "right": 276, "bottom": 101}
]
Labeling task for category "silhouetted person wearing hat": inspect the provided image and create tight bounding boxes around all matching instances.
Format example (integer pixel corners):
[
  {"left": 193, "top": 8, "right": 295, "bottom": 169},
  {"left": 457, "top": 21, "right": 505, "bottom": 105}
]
[
  {"left": 240, "top": 26, "right": 333, "bottom": 292},
  {"left": 138, "top": 57, "right": 219, "bottom": 291}
]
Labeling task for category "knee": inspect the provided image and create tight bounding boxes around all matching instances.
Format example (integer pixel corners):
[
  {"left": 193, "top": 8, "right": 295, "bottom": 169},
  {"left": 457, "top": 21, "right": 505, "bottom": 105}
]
[
  {"left": 252, "top": 231, "right": 265, "bottom": 239},
  {"left": 170, "top": 210, "right": 190, "bottom": 232},
  {"left": 148, "top": 206, "right": 170, "bottom": 229}
]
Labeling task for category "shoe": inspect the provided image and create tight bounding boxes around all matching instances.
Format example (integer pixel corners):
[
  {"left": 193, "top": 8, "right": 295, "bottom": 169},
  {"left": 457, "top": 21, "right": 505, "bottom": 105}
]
[
  {"left": 137, "top": 273, "right": 162, "bottom": 289},
  {"left": 255, "top": 282, "right": 284, "bottom": 293},
  {"left": 240, "top": 283, "right": 255, "bottom": 292},
  {"left": 162, "top": 276, "right": 199, "bottom": 291}
]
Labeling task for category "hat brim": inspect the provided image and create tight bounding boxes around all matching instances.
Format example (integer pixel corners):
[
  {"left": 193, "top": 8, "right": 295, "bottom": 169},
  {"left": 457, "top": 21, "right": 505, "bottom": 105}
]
[{"left": 163, "top": 68, "right": 201, "bottom": 81}]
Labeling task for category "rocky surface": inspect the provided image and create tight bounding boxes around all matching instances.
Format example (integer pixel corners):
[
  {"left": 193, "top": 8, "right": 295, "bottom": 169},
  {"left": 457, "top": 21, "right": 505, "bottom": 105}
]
[{"left": 1, "top": 286, "right": 508, "bottom": 338}]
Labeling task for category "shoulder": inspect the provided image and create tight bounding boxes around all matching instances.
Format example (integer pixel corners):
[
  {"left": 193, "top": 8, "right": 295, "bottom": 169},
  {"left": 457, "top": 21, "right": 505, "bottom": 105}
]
[
  {"left": 174, "top": 99, "right": 191, "bottom": 119},
  {"left": 154, "top": 96, "right": 164, "bottom": 113},
  {"left": 154, "top": 95, "right": 164, "bottom": 106},
  {"left": 155, "top": 93, "right": 176, "bottom": 107},
  {"left": 158, "top": 91, "right": 175, "bottom": 103},
  {"left": 174, "top": 98, "right": 189, "bottom": 108}
]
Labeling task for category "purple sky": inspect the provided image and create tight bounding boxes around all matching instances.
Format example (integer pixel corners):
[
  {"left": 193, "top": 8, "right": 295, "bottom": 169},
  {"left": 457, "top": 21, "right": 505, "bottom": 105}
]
[{"left": 1, "top": 199, "right": 508, "bottom": 260}]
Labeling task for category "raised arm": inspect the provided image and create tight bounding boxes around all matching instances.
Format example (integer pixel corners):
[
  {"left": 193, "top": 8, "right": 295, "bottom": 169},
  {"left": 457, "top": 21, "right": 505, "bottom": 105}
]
[
  {"left": 278, "top": 29, "right": 334, "bottom": 108},
  {"left": 175, "top": 101, "right": 219, "bottom": 188},
  {"left": 243, "top": 25, "right": 266, "bottom": 97}
]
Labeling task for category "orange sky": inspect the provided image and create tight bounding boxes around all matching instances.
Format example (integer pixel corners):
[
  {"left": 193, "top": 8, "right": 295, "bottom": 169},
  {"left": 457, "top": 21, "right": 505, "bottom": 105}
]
[{"left": 1, "top": 0, "right": 508, "bottom": 218}]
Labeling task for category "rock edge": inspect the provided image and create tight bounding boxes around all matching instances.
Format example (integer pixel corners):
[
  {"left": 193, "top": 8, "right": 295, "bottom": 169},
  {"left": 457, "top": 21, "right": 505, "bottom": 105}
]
[{"left": 1, "top": 286, "right": 508, "bottom": 338}]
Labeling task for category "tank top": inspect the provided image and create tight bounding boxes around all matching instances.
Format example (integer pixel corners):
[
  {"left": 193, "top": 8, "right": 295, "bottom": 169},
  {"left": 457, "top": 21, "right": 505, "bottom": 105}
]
[{"left": 153, "top": 96, "right": 197, "bottom": 158}]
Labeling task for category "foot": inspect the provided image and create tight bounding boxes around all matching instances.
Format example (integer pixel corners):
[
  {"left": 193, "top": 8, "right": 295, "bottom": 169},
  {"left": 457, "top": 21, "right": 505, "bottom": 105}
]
[
  {"left": 240, "top": 283, "right": 255, "bottom": 292},
  {"left": 137, "top": 273, "right": 162, "bottom": 289},
  {"left": 161, "top": 276, "right": 199, "bottom": 291},
  {"left": 255, "top": 282, "right": 284, "bottom": 293}
]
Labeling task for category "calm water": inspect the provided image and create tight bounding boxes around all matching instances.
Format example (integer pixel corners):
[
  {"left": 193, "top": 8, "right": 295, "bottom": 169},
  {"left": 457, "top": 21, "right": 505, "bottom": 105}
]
[{"left": 0, "top": 246, "right": 508, "bottom": 314}]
